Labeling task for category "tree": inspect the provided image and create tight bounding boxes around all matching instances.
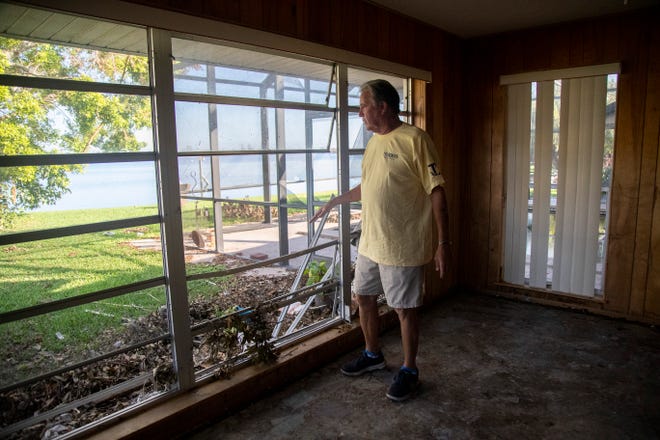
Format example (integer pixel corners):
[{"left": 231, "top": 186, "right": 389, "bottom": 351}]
[{"left": 0, "top": 36, "right": 151, "bottom": 229}]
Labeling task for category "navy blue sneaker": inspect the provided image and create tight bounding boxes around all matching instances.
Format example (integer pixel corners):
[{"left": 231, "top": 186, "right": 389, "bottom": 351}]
[
  {"left": 386, "top": 368, "right": 419, "bottom": 401},
  {"left": 340, "top": 351, "right": 386, "bottom": 376}
]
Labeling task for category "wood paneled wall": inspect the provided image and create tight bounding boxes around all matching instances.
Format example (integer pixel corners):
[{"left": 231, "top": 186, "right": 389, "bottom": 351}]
[
  {"left": 462, "top": 8, "right": 660, "bottom": 323},
  {"left": 127, "top": 0, "right": 442, "bottom": 72}
]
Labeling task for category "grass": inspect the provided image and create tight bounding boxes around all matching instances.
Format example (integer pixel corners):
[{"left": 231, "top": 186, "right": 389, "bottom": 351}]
[
  {"left": 1, "top": 192, "right": 336, "bottom": 383},
  {"left": 0, "top": 206, "right": 225, "bottom": 373}
]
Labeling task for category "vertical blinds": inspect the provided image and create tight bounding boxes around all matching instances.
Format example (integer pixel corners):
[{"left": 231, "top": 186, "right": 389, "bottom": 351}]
[
  {"left": 502, "top": 64, "right": 617, "bottom": 296},
  {"left": 553, "top": 76, "right": 607, "bottom": 294},
  {"left": 503, "top": 83, "right": 530, "bottom": 285}
]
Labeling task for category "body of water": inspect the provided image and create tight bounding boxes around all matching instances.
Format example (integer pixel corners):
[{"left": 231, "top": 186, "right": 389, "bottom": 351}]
[{"left": 36, "top": 154, "right": 358, "bottom": 212}]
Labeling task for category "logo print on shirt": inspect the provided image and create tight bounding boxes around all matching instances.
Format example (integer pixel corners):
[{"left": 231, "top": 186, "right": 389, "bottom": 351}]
[
  {"left": 428, "top": 162, "right": 441, "bottom": 176},
  {"left": 384, "top": 152, "right": 398, "bottom": 160}
]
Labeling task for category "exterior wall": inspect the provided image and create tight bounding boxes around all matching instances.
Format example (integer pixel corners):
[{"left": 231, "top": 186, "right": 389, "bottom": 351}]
[{"left": 462, "top": 7, "right": 660, "bottom": 323}]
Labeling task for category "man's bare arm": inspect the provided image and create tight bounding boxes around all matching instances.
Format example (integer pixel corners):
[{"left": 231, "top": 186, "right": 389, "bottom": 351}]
[
  {"left": 430, "top": 185, "right": 450, "bottom": 278},
  {"left": 310, "top": 184, "right": 362, "bottom": 222}
]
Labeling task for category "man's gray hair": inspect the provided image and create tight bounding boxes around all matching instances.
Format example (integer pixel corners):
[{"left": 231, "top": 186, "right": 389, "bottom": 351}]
[{"left": 360, "top": 79, "right": 401, "bottom": 116}]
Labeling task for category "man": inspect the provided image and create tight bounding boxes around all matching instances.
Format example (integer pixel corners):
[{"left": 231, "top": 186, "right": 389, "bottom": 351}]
[{"left": 311, "top": 79, "right": 450, "bottom": 401}]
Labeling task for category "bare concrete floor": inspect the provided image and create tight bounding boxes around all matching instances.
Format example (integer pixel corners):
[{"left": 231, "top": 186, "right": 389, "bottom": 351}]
[{"left": 186, "top": 292, "right": 660, "bottom": 440}]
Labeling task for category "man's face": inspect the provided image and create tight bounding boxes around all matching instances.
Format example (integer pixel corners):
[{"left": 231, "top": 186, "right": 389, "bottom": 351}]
[{"left": 359, "top": 89, "right": 384, "bottom": 133}]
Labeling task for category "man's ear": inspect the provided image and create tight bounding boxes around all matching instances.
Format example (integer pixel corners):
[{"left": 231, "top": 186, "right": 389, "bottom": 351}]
[{"left": 378, "top": 101, "right": 389, "bottom": 115}]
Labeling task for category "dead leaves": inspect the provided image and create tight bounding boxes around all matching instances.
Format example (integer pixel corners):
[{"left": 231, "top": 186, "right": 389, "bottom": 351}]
[{"left": 1, "top": 266, "right": 305, "bottom": 439}]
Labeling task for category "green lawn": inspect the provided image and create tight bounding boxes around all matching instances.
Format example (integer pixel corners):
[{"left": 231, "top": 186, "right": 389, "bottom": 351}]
[
  {"left": 0, "top": 193, "right": 334, "bottom": 383},
  {"left": 0, "top": 206, "right": 225, "bottom": 367}
]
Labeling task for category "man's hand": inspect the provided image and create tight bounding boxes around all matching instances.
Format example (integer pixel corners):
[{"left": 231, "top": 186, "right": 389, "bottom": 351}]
[
  {"left": 309, "top": 198, "right": 336, "bottom": 223},
  {"left": 309, "top": 202, "right": 333, "bottom": 223},
  {"left": 434, "top": 242, "right": 450, "bottom": 279},
  {"left": 310, "top": 186, "right": 360, "bottom": 223}
]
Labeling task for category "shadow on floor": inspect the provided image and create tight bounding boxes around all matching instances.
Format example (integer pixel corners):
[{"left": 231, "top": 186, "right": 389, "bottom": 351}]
[{"left": 186, "top": 292, "right": 660, "bottom": 440}]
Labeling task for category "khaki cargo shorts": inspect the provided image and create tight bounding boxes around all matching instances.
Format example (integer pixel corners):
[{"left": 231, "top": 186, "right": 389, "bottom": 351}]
[{"left": 353, "top": 254, "right": 423, "bottom": 309}]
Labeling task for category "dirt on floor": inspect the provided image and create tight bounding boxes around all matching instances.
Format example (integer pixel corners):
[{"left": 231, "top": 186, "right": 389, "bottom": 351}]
[{"left": 187, "top": 292, "right": 660, "bottom": 440}]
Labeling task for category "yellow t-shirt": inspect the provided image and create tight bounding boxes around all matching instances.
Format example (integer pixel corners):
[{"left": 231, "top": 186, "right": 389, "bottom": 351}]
[{"left": 358, "top": 123, "right": 445, "bottom": 266}]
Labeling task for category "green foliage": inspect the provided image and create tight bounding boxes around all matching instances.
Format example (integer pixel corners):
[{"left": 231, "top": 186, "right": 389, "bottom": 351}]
[
  {"left": 304, "top": 260, "right": 327, "bottom": 285},
  {"left": 207, "top": 306, "right": 277, "bottom": 379},
  {"left": 0, "top": 36, "right": 151, "bottom": 229}
]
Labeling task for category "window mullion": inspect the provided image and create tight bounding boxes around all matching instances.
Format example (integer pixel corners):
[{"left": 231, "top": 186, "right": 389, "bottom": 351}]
[
  {"left": 0, "top": 73, "right": 151, "bottom": 95},
  {"left": 173, "top": 92, "right": 334, "bottom": 112},
  {"left": 150, "top": 28, "right": 194, "bottom": 390},
  {"left": 335, "top": 64, "right": 352, "bottom": 321}
]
